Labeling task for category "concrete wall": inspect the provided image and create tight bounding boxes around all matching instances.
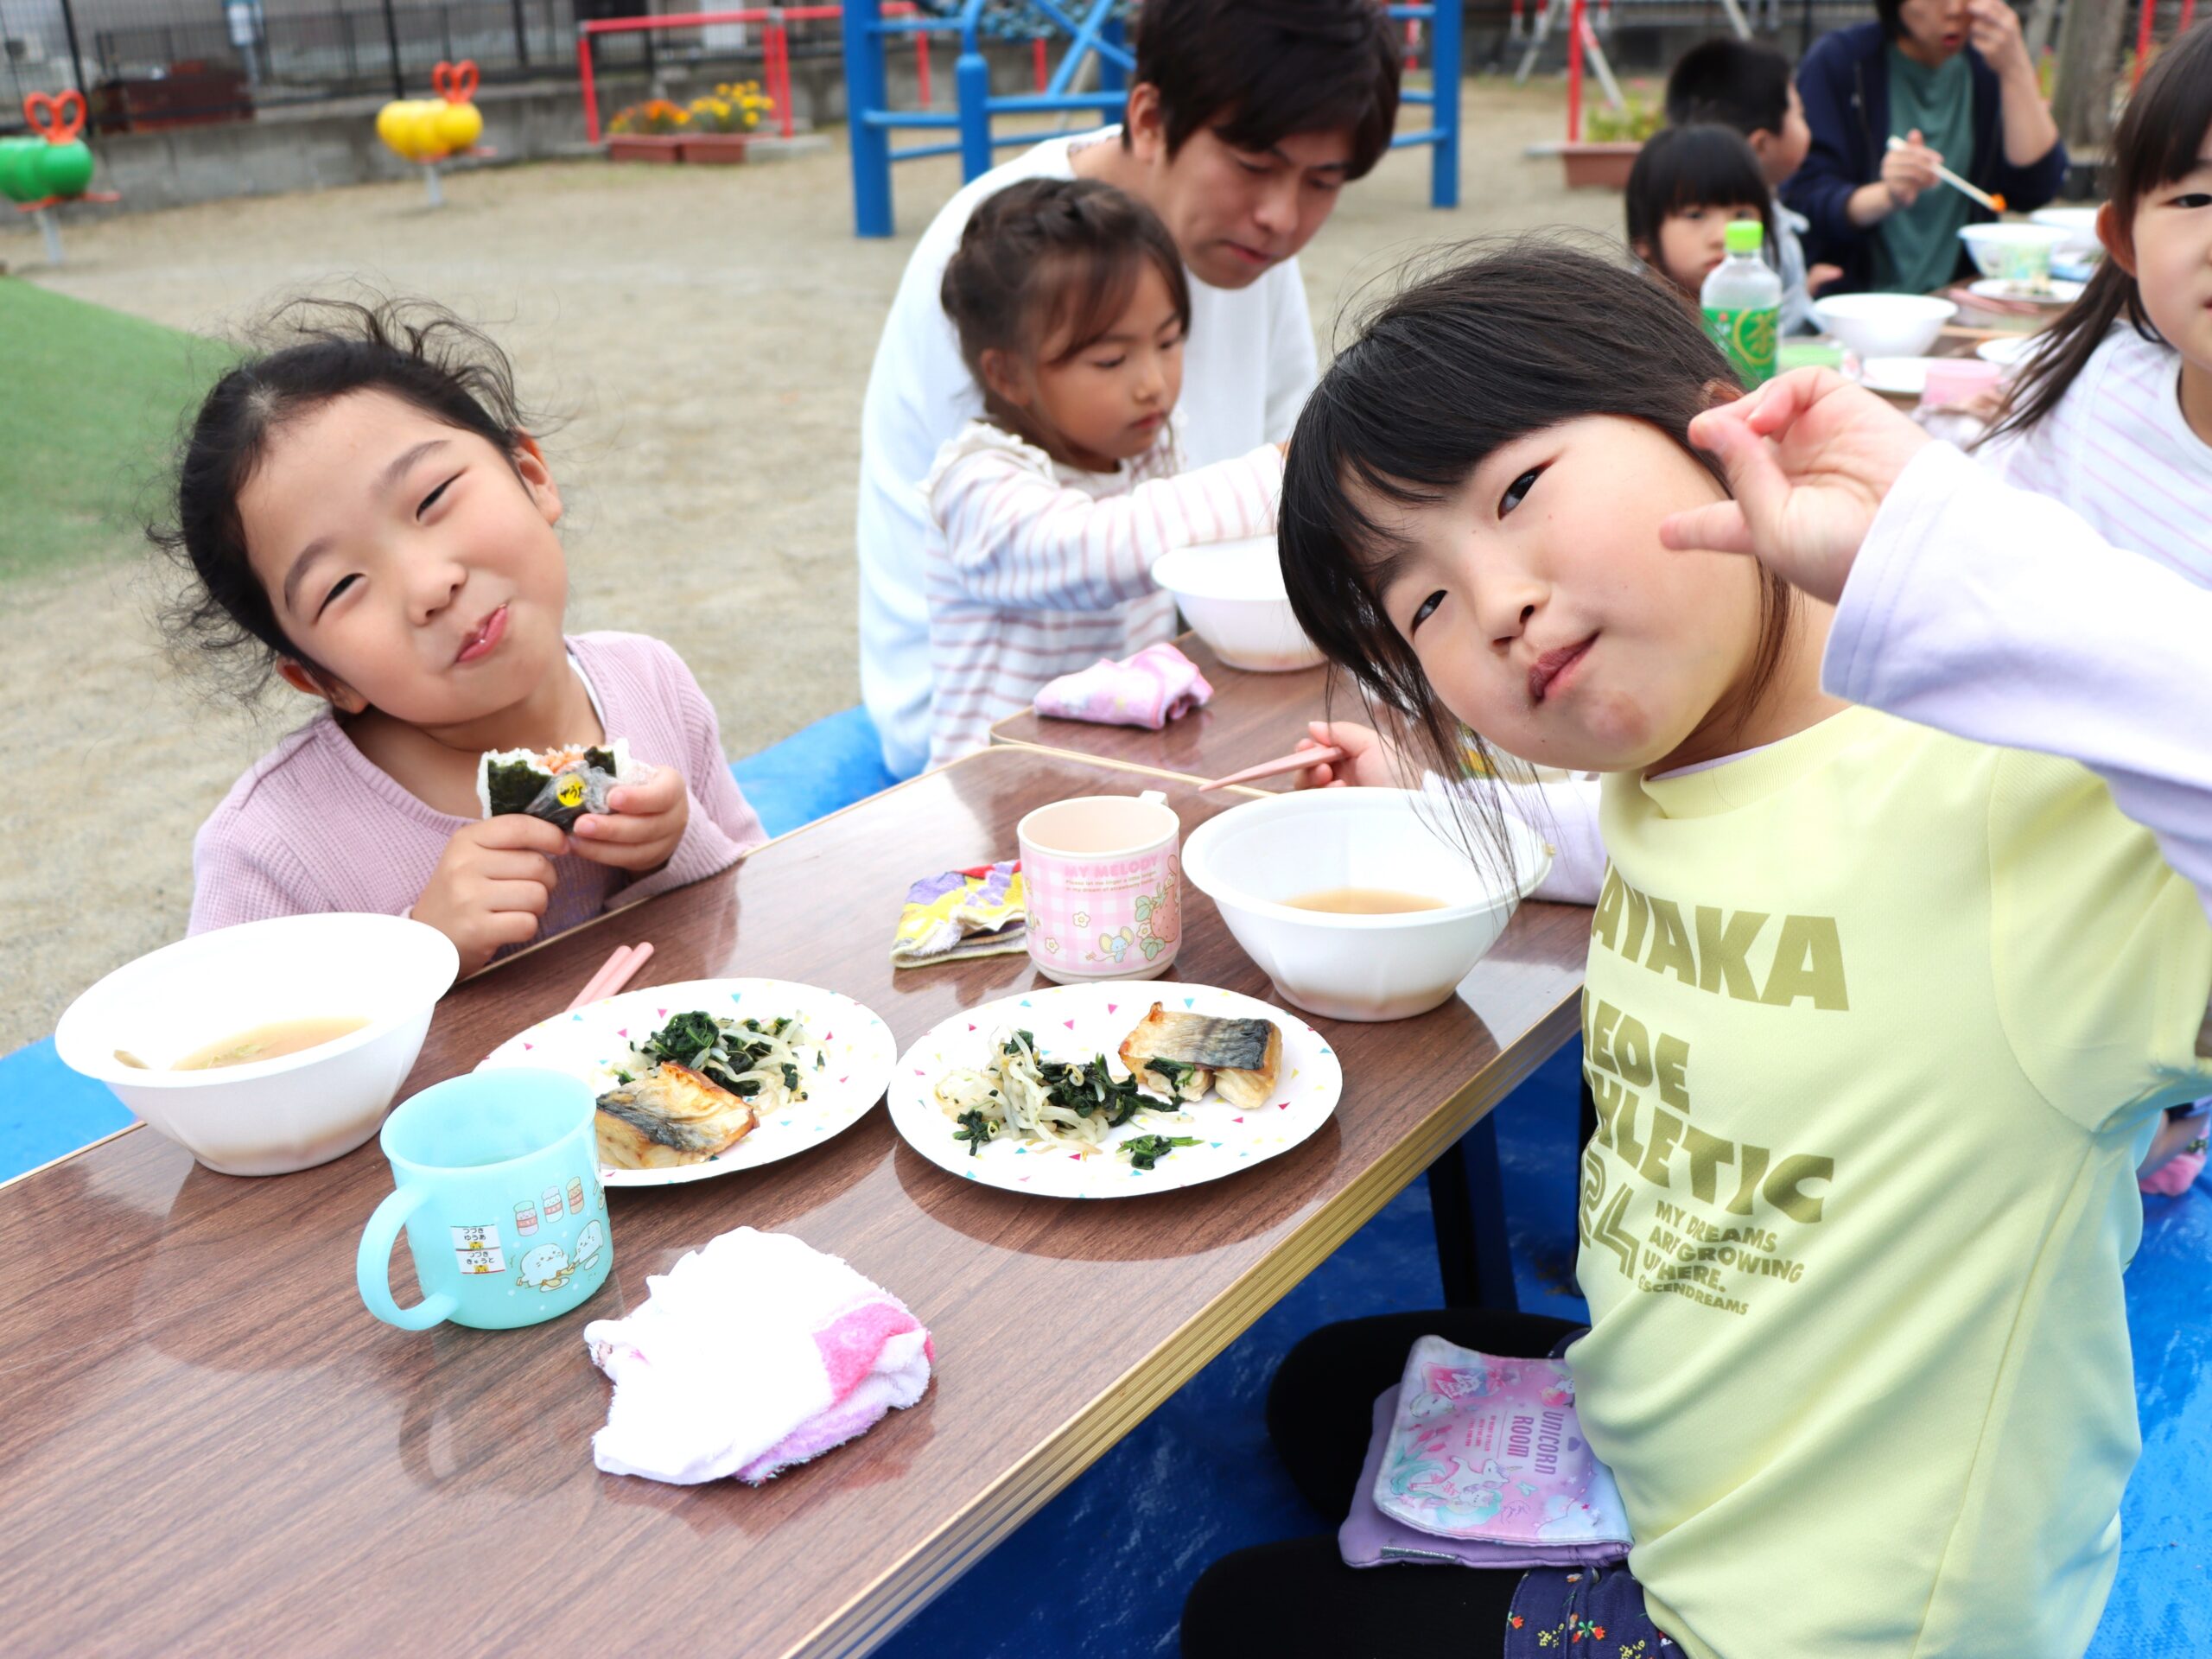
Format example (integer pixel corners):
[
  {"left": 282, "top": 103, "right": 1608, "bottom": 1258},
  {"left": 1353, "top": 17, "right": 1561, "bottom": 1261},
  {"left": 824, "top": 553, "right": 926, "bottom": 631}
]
[{"left": 59, "top": 38, "right": 1043, "bottom": 213}]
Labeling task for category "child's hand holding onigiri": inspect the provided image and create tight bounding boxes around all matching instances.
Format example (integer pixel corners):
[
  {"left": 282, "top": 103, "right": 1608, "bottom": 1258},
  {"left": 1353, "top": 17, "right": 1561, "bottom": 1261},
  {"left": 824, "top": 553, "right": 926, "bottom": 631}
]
[{"left": 568, "top": 761, "right": 690, "bottom": 874}]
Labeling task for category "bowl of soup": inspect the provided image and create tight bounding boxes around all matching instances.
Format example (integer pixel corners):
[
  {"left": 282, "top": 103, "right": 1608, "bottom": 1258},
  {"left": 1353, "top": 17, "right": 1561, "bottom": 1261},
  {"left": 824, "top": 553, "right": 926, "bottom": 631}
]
[
  {"left": 1812, "top": 294, "right": 1956, "bottom": 360},
  {"left": 1181, "top": 788, "right": 1551, "bottom": 1021},
  {"left": 54, "top": 913, "right": 460, "bottom": 1176},
  {"left": 1150, "top": 537, "right": 1325, "bottom": 673}
]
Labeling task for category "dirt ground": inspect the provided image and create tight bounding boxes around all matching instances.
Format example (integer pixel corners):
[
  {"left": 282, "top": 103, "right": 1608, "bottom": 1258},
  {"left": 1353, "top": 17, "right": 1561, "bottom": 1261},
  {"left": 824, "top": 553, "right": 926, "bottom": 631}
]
[{"left": 0, "top": 80, "right": 1616, "bottom": 1052}]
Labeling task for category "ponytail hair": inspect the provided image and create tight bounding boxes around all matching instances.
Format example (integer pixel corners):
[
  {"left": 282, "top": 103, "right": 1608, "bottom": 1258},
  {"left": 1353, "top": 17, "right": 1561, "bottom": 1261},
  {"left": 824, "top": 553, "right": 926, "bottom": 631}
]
[{"left": 1983, "top": 23, "right": 2212, "bottom": 447}]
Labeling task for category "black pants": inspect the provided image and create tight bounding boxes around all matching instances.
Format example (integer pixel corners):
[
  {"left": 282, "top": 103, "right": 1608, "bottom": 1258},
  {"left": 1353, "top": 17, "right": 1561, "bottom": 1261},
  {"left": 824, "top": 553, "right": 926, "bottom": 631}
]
[{"left": 1180, "top": 1309, "right": 1584, "bottom": 1659}]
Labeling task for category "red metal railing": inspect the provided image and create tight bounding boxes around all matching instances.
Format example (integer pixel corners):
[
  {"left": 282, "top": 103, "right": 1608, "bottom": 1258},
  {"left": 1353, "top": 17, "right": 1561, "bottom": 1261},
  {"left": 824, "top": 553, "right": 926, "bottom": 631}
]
[{"left": 579, "top": 3, "right": 921, "bottom": 145}]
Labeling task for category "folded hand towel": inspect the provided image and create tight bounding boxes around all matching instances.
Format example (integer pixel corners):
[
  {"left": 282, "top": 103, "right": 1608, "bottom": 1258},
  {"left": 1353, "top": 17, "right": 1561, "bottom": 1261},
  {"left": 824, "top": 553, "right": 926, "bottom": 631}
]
[
  {"left": 1339, "top": 1337, "right": 1630, "bottom": 1570},
  {"left": 584, "top": 1227, "right": 933, "bottom": 1484},
  {"left": 1034, "top": 642, "right": 1212, "bottom": 731}
]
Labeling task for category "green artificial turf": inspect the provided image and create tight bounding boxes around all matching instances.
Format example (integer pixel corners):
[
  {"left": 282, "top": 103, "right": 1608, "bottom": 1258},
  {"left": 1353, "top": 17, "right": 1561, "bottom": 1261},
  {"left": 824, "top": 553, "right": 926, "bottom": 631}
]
[{"left": 0, "top": 278, "right": 224, "bottom": 581}]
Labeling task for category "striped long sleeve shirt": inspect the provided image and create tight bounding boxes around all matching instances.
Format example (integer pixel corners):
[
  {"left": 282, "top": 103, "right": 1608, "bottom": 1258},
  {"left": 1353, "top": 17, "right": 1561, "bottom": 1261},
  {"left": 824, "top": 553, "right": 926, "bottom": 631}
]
[{"left": 918, "top": 417, "right": 1283, "bottom": 768}]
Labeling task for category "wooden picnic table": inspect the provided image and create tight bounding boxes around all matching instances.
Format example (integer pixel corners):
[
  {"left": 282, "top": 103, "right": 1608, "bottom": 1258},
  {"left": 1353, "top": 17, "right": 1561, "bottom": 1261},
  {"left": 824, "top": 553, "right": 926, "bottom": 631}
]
[
  {"left": 0, "top": 744, "right": 1587, "bottom": 1657},
  {"left": 989, "top": 633, "right": 1327, "bottom": 789}
]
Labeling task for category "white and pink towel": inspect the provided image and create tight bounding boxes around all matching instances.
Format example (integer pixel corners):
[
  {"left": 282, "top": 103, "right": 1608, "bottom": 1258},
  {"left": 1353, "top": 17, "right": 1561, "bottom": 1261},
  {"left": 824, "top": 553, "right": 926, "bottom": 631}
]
[
  {"left": 1035, "top": 641, "right": 1215, "bottom": 732},
  {"left": 583, "top": 1227, "right": 934, "bottom": 1485}
]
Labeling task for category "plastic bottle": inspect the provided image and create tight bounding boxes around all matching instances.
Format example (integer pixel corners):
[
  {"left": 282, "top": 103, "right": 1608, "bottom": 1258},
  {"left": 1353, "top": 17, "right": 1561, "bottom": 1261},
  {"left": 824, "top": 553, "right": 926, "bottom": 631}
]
[{"left": 1701, "top": 219, "right": 1783, "bottom": 389}]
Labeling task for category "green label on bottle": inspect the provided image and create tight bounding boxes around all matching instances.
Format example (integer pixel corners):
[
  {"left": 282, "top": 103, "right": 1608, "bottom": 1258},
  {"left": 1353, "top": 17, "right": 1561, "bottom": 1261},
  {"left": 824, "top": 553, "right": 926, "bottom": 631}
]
[{"left": 1704, "top": 304, "right": 1777, "bottom": 389}]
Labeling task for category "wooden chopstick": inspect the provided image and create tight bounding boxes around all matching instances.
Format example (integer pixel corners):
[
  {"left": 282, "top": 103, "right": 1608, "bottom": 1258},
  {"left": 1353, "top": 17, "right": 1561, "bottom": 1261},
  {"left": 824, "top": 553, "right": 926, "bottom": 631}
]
[
  {"left": 1887, "top": 136, "right": 2005, "bottom": 213},
  {"left": 1199, "top": 746, "right": 1349, "bottom": 791}
]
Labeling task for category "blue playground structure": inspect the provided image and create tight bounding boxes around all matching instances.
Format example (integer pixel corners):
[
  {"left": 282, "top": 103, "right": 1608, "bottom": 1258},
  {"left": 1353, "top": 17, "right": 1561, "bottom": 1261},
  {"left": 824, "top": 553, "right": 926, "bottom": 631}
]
[{"left": 840, "top": 0, "right": 1465, "bottom": 237}]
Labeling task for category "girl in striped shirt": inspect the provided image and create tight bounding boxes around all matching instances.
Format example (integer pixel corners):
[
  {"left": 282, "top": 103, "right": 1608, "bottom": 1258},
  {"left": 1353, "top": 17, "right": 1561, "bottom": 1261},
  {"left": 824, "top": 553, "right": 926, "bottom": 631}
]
[
  {"left": 1980, "top": 25, "right": 2212, "bottom": 1191},
  {"left": 920, "top": 177, "right": 1285, "bottom": 768}
]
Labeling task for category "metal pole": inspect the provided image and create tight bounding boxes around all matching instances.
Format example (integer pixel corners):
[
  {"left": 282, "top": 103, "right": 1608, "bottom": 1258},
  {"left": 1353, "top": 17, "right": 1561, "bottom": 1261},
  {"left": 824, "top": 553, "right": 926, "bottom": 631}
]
[
  {"left": 1096, "top": 9, "right": 1123, "bottom": 94},
  {"left": 379, "top": 0, "right": 404, "bottom": 99},
  {"left": 954, "top": 19, "right": 989, "bottom": 179},
  {"left": 511, "top": 0, "right": 531, "bottom": 67},
  {"left": 578, "top": 25, "right": 600, "bottom": 141},
  {"left": 55, "top": 0, "right": 91, "bottom": 105},
  {"left": 842, "top": 0, "right": 893, "bottom": 235},
  {"left": 1430, "top": 0, "right": 1460, "bottom": 209},
  {"left": 36, "top": 207, "right": 65, "bottom": 265}
]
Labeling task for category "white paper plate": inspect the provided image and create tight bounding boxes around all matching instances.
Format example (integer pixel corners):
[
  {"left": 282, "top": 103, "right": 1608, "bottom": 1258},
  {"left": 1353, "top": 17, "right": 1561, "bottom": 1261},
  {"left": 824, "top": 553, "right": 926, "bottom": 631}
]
[
  {"left": 1968, "top": 277, "right": 2085, "bottom": 306},
  {"left": 478, "top": 978, "right": 898, "bottom": 1186},
  {"left": 888, "top": 980, "right": 1342, "bottom": 1198},
  {"left": 1858, "top": 355, "right": 1947, "bottom": 396}
]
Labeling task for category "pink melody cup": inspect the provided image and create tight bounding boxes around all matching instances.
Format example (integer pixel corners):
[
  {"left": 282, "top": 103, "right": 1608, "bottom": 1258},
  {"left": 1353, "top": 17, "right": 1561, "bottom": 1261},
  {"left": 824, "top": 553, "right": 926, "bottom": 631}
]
[{"left": 1017, "top": 790, "right": 1183, "bottom": 984}]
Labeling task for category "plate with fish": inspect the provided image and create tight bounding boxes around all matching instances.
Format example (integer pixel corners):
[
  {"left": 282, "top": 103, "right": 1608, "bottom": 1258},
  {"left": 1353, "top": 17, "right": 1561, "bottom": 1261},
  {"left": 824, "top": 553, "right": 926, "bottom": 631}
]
[
  {"left": 478, "top": 978, "right": 898, "bottom": 1187},
  {"left": 887, "top": 980, "right": 1342, "bottom": 1198}
]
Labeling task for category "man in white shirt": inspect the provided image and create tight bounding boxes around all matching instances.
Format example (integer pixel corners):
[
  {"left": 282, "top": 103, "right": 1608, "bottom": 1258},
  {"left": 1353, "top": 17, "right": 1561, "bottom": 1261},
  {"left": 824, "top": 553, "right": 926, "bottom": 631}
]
[{"left": 855, "top": 0, "right": 1402, "bottom": 776}]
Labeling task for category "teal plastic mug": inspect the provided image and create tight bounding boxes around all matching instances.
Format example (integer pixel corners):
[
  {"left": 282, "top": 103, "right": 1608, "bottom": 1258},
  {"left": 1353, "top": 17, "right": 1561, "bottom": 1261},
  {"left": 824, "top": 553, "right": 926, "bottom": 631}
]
[{"left": 357, "top": 1068, "right": 612, "bottom": 1330}]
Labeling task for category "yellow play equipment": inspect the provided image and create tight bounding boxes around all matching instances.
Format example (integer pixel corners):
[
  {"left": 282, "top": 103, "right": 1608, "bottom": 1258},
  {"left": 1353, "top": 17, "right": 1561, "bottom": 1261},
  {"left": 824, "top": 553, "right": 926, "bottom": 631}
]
[{"left": 375, "top": 60, "right": 486, "bottom": 200}]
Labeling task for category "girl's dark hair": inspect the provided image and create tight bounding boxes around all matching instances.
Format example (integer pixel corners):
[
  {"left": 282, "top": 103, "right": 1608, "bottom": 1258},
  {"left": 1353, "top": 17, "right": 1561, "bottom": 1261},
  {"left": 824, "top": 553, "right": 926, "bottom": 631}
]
[
  {"left": 1872, "top": 0, "right": 1906, "bottom": 38},
  {"left": 1278, "top": 238, "right": 1795, "bottom": 854},
  {"left": 1625, "top": 124, "right": 1776, "bottom": 276},
  {"left": 149, "top": 297, "right": 535, "bottom": 693},
  {"left": 1664, "top": 36, "right": 1795, "bottom": 140},
  {"left": 1983, "top": 23, "right": 2212, "bottom": 448},
  {"left": 940, "top": 176, "right": 1192, "bottom": 454},
  {"left": 1126, "top": 0, "right": 1402, "bottom": 180}
]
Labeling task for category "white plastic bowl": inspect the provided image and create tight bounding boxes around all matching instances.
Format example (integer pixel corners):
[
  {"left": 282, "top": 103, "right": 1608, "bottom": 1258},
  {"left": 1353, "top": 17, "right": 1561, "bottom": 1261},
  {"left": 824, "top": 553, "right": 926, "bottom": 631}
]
[
  {"left": 54, "top": 913, "right": 459, "bottom": 1176},
  {"left": 1958, "top": 222, "right": 2066, "bottom": 283},
  {"left": 1182, "top": 788, "right": 1551, "bottom": 1022},
  {"left": 2029, "top": 206, "right": 2101, "bottom": 266},
  {"left": 1151, "top": 536, "right": 1325, "bottom": 673},
  {"left": 1813, "top": 294, "right": 1957, "bottom": 359}
]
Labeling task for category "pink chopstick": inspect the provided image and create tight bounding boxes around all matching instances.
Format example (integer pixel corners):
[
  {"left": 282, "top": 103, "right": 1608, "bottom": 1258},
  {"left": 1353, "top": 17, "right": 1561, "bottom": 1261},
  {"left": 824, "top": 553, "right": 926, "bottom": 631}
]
[
  {"left": 565, "top": 941, "right": 655, "bottom": 1012},
  {"left": 1199, "top": 746, "right": 1349, "bottom": 791}
]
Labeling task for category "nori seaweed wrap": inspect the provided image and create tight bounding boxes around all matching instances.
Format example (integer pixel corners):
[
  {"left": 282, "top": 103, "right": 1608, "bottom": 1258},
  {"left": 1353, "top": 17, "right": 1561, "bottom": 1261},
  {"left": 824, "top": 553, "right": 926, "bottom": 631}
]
[{"left": 475, "top": 739, "right": 634, "bottom": 830}]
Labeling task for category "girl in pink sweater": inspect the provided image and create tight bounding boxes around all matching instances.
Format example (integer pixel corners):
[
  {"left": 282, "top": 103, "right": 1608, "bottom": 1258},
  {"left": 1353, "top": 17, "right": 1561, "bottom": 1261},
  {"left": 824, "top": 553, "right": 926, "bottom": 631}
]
[{"left": 155, "top": 299, "right": 765, "bottom": 975}]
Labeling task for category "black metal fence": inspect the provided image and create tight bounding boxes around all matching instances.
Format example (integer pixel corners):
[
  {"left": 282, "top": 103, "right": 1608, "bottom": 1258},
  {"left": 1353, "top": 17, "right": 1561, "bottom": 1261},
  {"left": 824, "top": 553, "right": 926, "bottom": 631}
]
[
  {"left": 0, "top": 0, "right": 2066, "bottom": 137},
  {"left": 0, "top": 0, "right": 865, "bottom": 127}
]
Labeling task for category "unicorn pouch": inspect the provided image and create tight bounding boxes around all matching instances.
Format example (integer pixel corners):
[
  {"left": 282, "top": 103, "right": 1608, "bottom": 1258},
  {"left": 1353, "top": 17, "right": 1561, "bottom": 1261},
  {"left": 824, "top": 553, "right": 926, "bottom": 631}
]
[{"left": 1372, "top": 1336, "right": 1632, "bottom": 1548}]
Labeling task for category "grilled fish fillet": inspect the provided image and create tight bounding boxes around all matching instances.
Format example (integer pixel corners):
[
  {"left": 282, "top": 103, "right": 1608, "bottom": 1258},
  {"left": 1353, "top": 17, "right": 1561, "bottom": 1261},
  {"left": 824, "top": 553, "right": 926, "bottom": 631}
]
[
  {"left": 594, "top": 1062, "right": 759, "bottom": 1169},
  {"left": 1119, "top": 1004, "right": 1282, "bottom": 1111}
]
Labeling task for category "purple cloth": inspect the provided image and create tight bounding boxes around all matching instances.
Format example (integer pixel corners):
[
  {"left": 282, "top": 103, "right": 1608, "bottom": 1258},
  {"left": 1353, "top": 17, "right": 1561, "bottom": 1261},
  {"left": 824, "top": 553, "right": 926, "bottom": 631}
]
[
  {"left": 1338, "top": 1387, "right": 1631, "bottom": 1572},
  {"left": 1033, "top": 641, "right": 1214, "bottom": 731}
]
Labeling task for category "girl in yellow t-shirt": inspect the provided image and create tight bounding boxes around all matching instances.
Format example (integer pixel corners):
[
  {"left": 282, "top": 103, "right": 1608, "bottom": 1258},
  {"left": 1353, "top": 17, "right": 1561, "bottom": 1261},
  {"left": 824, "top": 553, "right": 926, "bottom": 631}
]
[{"left": 1180, "top": 239, "right": 2212, "bottom": 1659}]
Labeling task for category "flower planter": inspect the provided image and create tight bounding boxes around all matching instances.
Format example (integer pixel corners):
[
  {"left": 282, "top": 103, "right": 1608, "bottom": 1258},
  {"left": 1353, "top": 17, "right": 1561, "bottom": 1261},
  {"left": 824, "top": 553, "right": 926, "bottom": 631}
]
[
  {"left": 1560, "top": 141, "right": 1643, "bottom": 191},
  {"left": 607, "top": 134, "right": 683, "bottom": 163},
  {"left": 678, "top": 133, "right": 753, "bottom": 164}
]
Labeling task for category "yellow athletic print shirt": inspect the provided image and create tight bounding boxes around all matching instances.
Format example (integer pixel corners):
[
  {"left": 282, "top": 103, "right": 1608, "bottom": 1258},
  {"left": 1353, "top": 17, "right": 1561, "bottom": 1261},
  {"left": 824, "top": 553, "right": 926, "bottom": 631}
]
[{"left": 1570, "top": 704, "right": 2212, "bottom": 1659}]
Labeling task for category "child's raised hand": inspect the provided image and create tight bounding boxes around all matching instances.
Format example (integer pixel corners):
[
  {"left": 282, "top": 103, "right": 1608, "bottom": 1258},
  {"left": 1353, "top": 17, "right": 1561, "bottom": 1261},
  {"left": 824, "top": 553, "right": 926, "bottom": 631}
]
[
  {"left": 416, "top": 815, "right": 567, "bottom": 976},
  {"left": 1659, "top": 368, "right": 1930, "bottom": 606},
  {"left": 569, "top": 763, "right": 690, "bottom": 874},
  {"left": 1293, "top": 720, "right": 1402, "bottom": 789}
]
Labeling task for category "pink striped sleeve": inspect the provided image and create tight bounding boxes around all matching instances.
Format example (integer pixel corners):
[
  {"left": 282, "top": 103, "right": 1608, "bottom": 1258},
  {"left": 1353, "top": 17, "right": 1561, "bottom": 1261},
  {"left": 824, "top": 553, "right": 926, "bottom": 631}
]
[{"left": 927, "top": 444, "right": 1282, "bottom": 613}]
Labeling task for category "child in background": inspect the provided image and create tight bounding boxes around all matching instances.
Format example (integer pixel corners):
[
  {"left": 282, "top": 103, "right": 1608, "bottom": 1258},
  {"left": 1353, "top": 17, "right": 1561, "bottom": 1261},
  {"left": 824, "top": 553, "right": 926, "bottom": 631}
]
[
  {"left": 1624, "top": 124, "right": 1775, "bottom": 306},
  {"left": 1179, "top": 240, "right": 2212, "bottom": 1659},
  {"left": 1664, "top": 35, "right": 1843, "bottom": 333},
  {"left": 1979, "top": 23, "right": 2212, "bottom": 1192},
  {"left": 156, "top": 300, "right": 766, "bottom": 975},
  {"left": 920, "top": 178, "right": 1283, "bottom": 768}
]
